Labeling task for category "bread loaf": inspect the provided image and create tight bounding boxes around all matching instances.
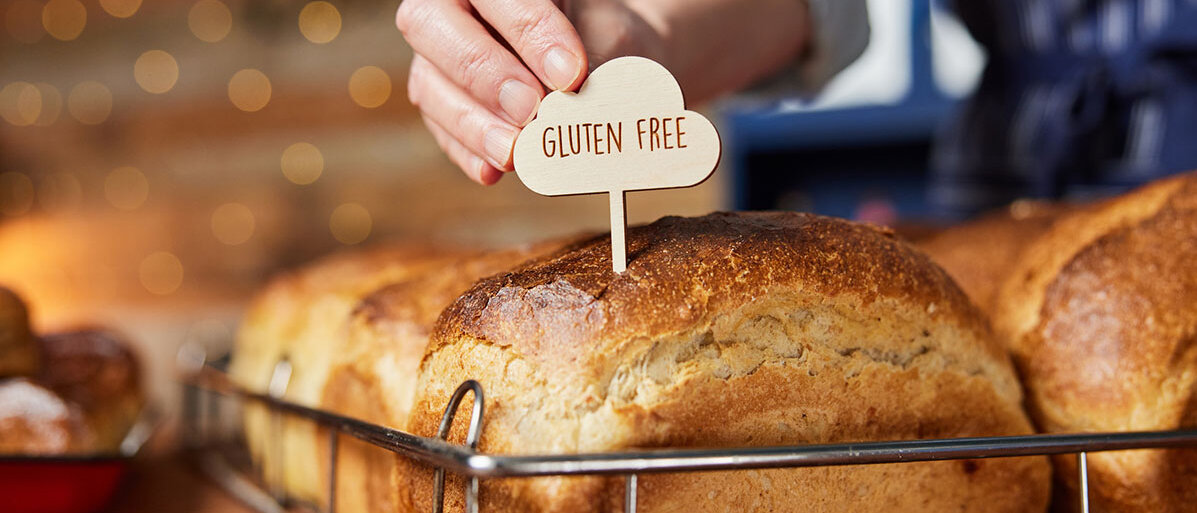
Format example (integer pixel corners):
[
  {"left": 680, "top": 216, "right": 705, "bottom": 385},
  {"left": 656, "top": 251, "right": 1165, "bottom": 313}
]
[
  {"left": 319, "top": 240, "right": 575, "bottom": 513},
  {"left": 918, "top": 200, "right": 1068, "bottom": 315},
  {"left": 0, "top": 378, "right": 94, "bottom": 454},
  {"left": 408, "top": 212, "right": 1050, "bottom": 512},
  {"left": 37, "top": 329, "right": 143, "bottom": 451},
  {"left": 230, "top": 244, "right": 460, "bottom": 503},
  {"left": 993, "top": 171, "right": 1197, "bottom": 512}
]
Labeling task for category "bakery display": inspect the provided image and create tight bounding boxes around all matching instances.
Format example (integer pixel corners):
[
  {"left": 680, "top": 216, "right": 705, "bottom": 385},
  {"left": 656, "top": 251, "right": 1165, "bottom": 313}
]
[
  {"left": 0, "top": 287, "right": 145, "bottom": 456},
  {"left": 406, "top": 212, "right": 1050, "bottom": 512},
  {"left": 992, "top": 171, "right": 1197, "bottom": 512},
  {"left": 917, "top": 200, "right": 1068, "bottom": 315}
]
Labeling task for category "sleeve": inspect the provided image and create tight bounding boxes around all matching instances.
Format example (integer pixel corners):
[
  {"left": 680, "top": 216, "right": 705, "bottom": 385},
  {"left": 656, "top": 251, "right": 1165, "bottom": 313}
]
[{"left": 752, "top": 0, "right": 871, "bottom": 96}]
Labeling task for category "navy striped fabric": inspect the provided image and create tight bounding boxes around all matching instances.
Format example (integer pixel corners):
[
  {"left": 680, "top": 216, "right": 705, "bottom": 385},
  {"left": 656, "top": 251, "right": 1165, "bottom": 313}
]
[{"left": 931, "top": 0, "right": 1197, "bottom": 218}]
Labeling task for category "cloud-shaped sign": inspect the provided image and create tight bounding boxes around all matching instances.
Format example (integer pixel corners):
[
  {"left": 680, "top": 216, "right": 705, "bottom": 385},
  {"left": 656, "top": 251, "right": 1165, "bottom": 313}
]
[{"left": 513, "top": 56, "right": 721, "bottom": 195}]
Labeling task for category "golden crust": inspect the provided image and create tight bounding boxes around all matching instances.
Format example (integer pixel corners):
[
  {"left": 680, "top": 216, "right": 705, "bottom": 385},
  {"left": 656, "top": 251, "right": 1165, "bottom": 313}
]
[
  {"left": 410, "top": 212, "right": 1049, "bottom": 512},
  {"left": 993, "top": 172, "right": 1197, "bottom": 512},
  {"left": 918, "top": 200, "right": 1069, "bottom": 315},
  {"left": 230, "top": 243, "right": 464, "bottom": 504},
  {"left": 319, "top": 239, "right": 579, "bottom": 513}
]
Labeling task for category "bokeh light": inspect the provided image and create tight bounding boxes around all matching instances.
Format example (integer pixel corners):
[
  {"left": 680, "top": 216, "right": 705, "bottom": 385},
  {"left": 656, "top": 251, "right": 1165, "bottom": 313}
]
[
  {"left": 5, "top": 0, "right": 45, "bottom": 44},
  {"left": 42, "top": 0, "right": 86, "bottom": 41},
  {"left": 210, "top": 202, "right": 255, "bottom": 245},
  {"left": 67, "top": 81, "right": 112, "bottom": 124},
  {"left": 134, "top": 50, "right": 179, "bottom": 94},
  {"left": 38, "top": 172, "right": 83, "bottom": 214},
  {"left": 227, "top": 69, "right": 271, "bottom": 112},
  {"left": 139, "top": 251, "right": 183, "bottom": 295},
  {"left": 348, "top": 66, "right": 391, "bottom": 108},
  {"left": 188, "top": 0, "right": 231, "bottom": 43},
  {"left": 33, "top": 83, "right": 61, "bottom": 126},
  {"left": 0, "top": 172, "right": 35, "bottom": 216},
  {"left": 280, "top": 142, "right": 323, "bottom": 185},
  {"left": 99, "top": 0, "right": 141, "bottom": 19},
  {"left": 329, "top": 203, "right": 371, "bottom": 244},
  {"left": 298, "top": 1, "right": 340, "bottom": 44},
  {"left": 0, "top": 82, "right": 41, "bottom": 126},
  {"left": 104, "top": 166, "right": 149, "bottom": 210}
]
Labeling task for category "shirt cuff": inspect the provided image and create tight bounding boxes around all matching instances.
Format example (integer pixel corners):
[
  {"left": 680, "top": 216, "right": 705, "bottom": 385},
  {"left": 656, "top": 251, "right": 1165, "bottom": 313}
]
[{"left": 752, "top": 0, "right": 871, "bottom": 96}]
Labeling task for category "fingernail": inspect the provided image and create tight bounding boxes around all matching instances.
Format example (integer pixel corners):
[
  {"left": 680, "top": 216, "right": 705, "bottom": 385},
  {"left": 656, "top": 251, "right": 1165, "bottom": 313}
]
[
  {"left": 468, "top": 156, "right": 486, "bottom": 183},
  {"left": 484, "top": 126, "right": 516, "bottom": 169},
  {"left": 498, "top": 80, "right": 540, "bottom": 126},
  {"left": 543, "top": 47, "right": 582, "bottom": 91}
]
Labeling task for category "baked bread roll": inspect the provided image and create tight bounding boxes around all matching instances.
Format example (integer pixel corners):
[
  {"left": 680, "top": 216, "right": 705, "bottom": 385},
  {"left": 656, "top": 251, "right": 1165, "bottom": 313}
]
[
  {"left": 0, "top": 287, "right": 39, "bottom": 377},
  {"left": 918, "top": 200, "right": 1067, "bottom": 315},
  {"left": 37, "top": 329, "right": 144, "bottom": 452},
  {"left": 230, "top": 244, "right": 467, "bottom": 503},
  {"left": 320, "top": 240, "right": 575, "bottom": 513},
  {"left": 993, "top": 171, "right": 1197, "bottom": 512},
  {"left": 0, "top": 378, "right": 94, "bottom": 454},
  {"left": 408, "top": 212, "right": 1050, "bottom": 512}
]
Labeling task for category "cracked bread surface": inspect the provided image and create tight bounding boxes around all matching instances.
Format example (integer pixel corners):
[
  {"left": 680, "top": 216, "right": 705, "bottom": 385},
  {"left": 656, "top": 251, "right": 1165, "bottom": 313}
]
[
  {"left": 408, "top": 211, "right": 1049, "bottom": 513},
  {"left": 993, "top": 171, "right": 1197, "bottom": 512}
]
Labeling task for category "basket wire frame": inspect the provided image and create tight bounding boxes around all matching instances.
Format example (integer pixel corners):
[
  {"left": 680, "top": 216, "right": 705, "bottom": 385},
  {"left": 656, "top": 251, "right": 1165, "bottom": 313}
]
[{"left": 181, "top": 353, "right": 1197, "bottom": 513}]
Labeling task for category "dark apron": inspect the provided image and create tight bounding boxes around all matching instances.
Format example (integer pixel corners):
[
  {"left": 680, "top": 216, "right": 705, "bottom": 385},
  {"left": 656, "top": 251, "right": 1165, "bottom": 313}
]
[{"left": 931, "top": 0, "right": 1197, "bottom": 218}]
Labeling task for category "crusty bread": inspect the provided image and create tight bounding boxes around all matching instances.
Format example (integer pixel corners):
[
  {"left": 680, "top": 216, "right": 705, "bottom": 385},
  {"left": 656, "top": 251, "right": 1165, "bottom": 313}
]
[
  {"left": 0, "top": 378, "right": 94, "bottom": 454},
  {"left": 917, "top": 200, "right": 1068, "bottom": 315},
  {"left": 319, "top": 240, "right": 576, "bottom": 513},
  {"left": 408, "top": 212, "right": 1050, "bottom": 513},
  {"left": 230, "top": 244, "right": 462, "bottom": 504},
  {"left": 0, "top": 287, "right": 39, "bottom": 377},
  {"left": 992, "top": 171, "right": 1197, "bottom": 512}
]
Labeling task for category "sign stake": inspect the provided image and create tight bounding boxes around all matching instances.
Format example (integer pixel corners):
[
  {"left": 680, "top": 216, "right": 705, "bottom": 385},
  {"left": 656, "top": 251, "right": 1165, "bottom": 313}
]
[{"left": 609, "top": 189, "right": 627, "bottom": 273}]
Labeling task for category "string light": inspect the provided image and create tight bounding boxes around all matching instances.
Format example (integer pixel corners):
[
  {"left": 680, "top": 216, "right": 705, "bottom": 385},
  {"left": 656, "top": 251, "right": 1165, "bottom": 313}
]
[
  {"left": 0, "top": 172, "right": 35, "bottom": 216},
  {"left": 329, "top": 203, "right": 371, "bottom": 244},
  {"left": 5, "top": 0, "right": 44, "bottom": 44},
  {"left": 298, "top": 1, "right": 340, "bottom": 44},
  {"left": 0, "top": 82, "right": 41, "bottom": 126},
  {"left": 98, "top": 0, "right": 141, "bottom": 18},
  {"left": 227, "top": 69, "right": 271, "bottom": 112},
  {"left": 210, "top": 202, "right": 255, "bottom": 245},
  {"left": 67, "top": 81, "right": 112, "bottom": 124},
  {"left": 348, "top": 66, "right": 391, "bottom": 108},
  {"left": 188, "top": 0, "right": 231, "bottom": 43},
  {"left": 41, "top": 0, "right": 86, "bottom": 41},
  {"left": 134, "top": 50, "right": 179, "bottom": 94},
  {"left": 33, "top": 83, "right": 61, "bottom": 126},
  {"left": 139, "top": 251, "right": 183, "bottom": 295},
  {"left": 104, "top": 166, "right": 148, "bottom": 210},
  {"left": 280, "top": 142, "right": 323, "bottom": 185}
]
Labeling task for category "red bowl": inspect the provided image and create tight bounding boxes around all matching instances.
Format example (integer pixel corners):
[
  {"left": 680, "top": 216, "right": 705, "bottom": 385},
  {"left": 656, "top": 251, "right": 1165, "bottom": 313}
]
[{"left": 0, "top": 455, "right": 131, "bottom": 513}]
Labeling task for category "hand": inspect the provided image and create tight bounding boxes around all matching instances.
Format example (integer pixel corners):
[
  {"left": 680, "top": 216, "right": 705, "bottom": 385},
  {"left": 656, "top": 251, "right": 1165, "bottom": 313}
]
[{"left": 397, "top": 0, "right": 589, "bottom": 185}]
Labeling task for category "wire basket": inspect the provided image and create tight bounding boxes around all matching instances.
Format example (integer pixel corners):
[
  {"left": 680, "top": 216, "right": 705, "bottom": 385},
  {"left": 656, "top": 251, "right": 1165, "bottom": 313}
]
[{"left": 179, "top": 349, "right": 1197, "bottom": 513}]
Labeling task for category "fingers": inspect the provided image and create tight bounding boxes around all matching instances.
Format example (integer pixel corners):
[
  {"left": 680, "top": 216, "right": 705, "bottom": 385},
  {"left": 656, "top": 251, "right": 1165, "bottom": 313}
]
[
  {"left": 469, "top": 0, "right": 588, "bottom": 92},
  {"left": 397, "top": 0, "right": 544, "bottom": 126},
  {"left": 422, "top": 115, "right": 504, "bottom": 185},
  {"left": 408, "top": 55, "right": 518, "bottom": 173}
]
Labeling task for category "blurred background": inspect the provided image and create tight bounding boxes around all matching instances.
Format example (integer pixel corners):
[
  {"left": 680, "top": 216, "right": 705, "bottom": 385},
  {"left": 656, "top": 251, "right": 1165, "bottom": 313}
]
[{"left": 0, "top": 0, "right": 981, "bottom": 404}]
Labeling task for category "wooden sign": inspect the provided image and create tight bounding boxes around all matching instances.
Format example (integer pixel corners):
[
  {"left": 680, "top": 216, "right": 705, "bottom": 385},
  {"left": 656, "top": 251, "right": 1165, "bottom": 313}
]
[{"left": 513, "top": 56, "right": 721, "bottom": 273}]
